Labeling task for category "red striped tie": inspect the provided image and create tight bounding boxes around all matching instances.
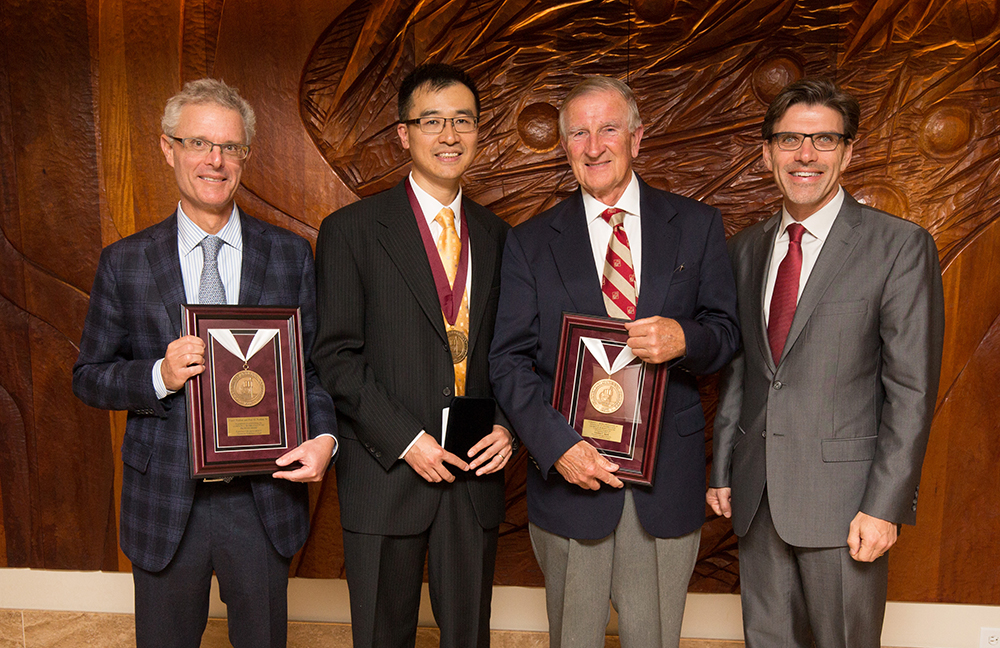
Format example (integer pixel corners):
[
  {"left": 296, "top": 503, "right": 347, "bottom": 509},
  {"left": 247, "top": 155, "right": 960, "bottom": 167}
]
[
  {"left": 600, "top": 208, "right": 637, "bottom": 320},
  {"left": 768, "top": 223, "right": 805, "bottom": 364}
]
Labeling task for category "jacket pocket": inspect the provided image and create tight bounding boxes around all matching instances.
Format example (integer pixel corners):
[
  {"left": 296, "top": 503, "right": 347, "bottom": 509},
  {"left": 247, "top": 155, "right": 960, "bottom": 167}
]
[
  {"left": 821, "top": 435, "right": 877, "bottom": 462},
  {"left": 121, "top": 434, "right": 153, "bottom": 474},
  {"left": 674, "top": 400, "right": 705, "bottom": 437},
  {"left": 814, "top": 299, "right": 867, "bottom": 316}
]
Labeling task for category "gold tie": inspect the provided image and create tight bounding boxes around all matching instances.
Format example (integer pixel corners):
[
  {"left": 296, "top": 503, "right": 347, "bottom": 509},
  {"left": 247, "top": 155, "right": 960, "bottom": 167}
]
[
  {"left": 434, "top": 207, "right": 468, "bottom": 396},
  {"left": 435, "top": 208, "right": 461, "bottom": 287}
]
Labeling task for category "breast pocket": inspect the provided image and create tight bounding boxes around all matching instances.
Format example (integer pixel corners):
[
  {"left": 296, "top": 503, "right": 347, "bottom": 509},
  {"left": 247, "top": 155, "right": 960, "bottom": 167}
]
[{"left": 813, "top": 299, "right": 868, "bottom": 317}]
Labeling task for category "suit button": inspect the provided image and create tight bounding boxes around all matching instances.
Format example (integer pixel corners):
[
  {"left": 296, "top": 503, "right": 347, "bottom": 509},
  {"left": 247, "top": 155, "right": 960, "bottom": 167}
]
[
  {"left": 443, "top": 387, "right": 452, "bottom": 396},
  {"left": 772, "top": 381, "right": 783, "bottom": 390},
  {"left": 761, "top": 430, "right": 766, "bottom": 438},
  {"left": 444, "top": 343, "right": 450, "bottom": 352}
]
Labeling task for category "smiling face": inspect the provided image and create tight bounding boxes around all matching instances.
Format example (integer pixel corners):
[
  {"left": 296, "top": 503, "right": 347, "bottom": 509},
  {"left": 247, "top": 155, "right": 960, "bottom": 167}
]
[
  {"left": 159, "top": 102, "right": 247, "bottom": 232},
  {"left": 762, "top": 103, "right": 853, "bottom": 222},
  {"left": 396, "top": 82, "right": 479, "bottom": 205},
  {"left": 561, "top": 89, "right": 643, "bottom": 206}
]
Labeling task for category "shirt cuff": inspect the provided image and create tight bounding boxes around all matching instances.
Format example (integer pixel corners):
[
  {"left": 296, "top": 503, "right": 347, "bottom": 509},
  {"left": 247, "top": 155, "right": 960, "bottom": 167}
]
[
  {"left": 314, "top": 433, "right": 339, "bottom": 457},
  {"left": 399, "top": 430, "right": 425, "bottom": 459},
  {"left": 152, "top": 359, "right": 177, "bottom": 400}
]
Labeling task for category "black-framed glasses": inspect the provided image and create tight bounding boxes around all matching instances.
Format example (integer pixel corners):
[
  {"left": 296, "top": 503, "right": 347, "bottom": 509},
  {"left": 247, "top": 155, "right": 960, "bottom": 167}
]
[
  {"left": 167, "top": 136, "right": 250, "bottom": 160},
  {"left": 402, "top": 116, "right": 479, "bottom": 134},
  {"left": 769, "top": 132, "right": 847, "bottom": 151}
]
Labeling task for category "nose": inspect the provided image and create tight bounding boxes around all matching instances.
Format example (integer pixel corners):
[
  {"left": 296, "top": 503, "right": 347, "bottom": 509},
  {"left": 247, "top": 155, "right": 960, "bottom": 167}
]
[
  {"left": 585, "top": 133, "right": 604, "bottom": 158},
  {"left": 796, "top": 137, "right": 818, "bottom": 163},
  {"left": 439, "top": 120, "right": 460, "bottom": 144},
  {"left": 203, "top": 143, "right": 225, "bottom": 166}
]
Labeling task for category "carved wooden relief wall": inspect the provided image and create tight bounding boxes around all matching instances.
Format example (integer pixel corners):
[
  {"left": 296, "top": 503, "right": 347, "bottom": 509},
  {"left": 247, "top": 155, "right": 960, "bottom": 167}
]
[{"left": 1, "top": 0, "right": 998, "bottom": 603}]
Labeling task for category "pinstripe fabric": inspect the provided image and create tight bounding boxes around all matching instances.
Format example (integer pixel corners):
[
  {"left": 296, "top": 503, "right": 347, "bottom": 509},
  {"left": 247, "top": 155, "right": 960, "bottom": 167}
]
[
  {"left": 73, "top": 210, "right": 337, "bottom": 572},
  {"left": 312, "top": 180, "right": 509, "bottom": 537}
]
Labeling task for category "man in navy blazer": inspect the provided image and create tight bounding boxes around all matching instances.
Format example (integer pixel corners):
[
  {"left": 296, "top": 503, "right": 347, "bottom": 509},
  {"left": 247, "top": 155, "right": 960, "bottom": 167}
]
[
  {"left": 489, "top": 76, "right": 739, "bottom": 647},
  {"left": 73, "top": 79, "right": 337, "bottom": 648}
]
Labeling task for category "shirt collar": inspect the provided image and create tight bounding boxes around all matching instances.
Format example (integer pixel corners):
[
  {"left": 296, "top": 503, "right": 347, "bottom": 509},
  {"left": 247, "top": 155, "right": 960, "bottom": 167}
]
[
  {"left": 177, "top": 202, "right": 243, "bottom": 258},
  {"left": 583, "top": 173, "right": 641, "bottom": 225},
  {"left": 779, "top": 186, "right": 844, "bottom": 242},
  {"left": 408, "top": 173, "right": 463, "bottom": 229}
]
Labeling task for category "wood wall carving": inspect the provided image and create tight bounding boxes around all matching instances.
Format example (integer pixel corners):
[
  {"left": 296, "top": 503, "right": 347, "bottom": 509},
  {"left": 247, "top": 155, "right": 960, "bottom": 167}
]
[{"left": 1, "top": 0, "right": 998, "bottom": 603}]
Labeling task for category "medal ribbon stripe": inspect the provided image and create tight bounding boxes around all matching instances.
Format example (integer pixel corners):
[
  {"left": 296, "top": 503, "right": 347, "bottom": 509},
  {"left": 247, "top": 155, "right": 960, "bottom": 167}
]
[
  {"left": 600, "top": 207, "right": 637, "bottom": 320},
  {"left": 435, "top": 207, "right": 469, "bottom": 396}
]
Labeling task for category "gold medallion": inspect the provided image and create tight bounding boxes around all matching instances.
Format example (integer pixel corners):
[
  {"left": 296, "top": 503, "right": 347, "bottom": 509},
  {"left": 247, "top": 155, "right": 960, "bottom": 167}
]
[
  {"left": 230, "top": 369, "right": 265, "bottom": 407},
  {"left": 589, "top": 378, "right": 624, "bottom": 414},
  {"left": 448, "top": 329, "right": 469, "bottom": 364}
]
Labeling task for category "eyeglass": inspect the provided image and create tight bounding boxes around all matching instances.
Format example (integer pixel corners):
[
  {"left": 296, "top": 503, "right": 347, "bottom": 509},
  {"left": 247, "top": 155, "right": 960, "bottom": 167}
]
[
  {"left": 167, "top": 136, "right": 250, "bottom": 160},
  {"left": 402, "top": 116, "right": 479, "bottom": 134},
  {"left": 770, "top": 132, "right": 847, "bottom": 152}
]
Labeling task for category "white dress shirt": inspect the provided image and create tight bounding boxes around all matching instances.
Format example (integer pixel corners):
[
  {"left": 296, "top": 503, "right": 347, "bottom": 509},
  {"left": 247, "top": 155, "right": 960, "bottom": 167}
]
[{"left": 763, "top": 187, "right": 845, "bottom": 325}]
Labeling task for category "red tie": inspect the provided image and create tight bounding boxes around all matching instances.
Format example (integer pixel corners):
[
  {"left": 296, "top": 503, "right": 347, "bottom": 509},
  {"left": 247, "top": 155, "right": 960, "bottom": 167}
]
[
  {"left": 600, "top": 208, "right": 637, "bottom": 320},
  {"left": 768, "top": 223, "right": 805, "bottom": 364}
]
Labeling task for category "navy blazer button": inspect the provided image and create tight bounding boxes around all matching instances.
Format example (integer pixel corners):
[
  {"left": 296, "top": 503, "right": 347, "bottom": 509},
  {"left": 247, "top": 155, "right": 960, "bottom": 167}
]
[
  {"left": 772, "top": 381, "right": 783, "bottom": 390},
  {"left": 443, "top": 387, "right": 452, "bottom": 396}
]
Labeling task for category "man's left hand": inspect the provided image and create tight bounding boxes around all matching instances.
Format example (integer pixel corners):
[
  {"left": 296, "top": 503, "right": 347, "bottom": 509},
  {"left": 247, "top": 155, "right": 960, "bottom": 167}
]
[
  {"left": 624, "top": 316, "right": 686, "bottom": 364},
  {"left": 467, "top": 425, "right": 514, "bottom": 476},
  {"left": 847, "top": 511, "right": 898, "bottom": 562},
  {"left": 273, "top": 435, "right": 336, "bottom": 482}
]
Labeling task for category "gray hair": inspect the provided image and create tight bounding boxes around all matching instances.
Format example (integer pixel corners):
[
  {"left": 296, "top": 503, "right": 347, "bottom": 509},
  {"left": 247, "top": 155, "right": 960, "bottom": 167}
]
[
  {"left": 559, "top": 76, "right": 642, "bottom": 139},
  {"left": 161, "top": 78, "right": 256, "bottom": 144}
]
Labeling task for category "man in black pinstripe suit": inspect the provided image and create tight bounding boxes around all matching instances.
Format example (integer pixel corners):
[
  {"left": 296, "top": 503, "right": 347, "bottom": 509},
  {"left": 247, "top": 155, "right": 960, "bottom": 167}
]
[{"left": 312, "top": 63, "right": 513, "bottom": 648}]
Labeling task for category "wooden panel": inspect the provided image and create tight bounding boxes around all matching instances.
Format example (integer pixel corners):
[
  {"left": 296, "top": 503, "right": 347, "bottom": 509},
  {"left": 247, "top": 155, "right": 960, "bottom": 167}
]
[{"left": 0, "top": 0, "right": 998, "bottom": 603}]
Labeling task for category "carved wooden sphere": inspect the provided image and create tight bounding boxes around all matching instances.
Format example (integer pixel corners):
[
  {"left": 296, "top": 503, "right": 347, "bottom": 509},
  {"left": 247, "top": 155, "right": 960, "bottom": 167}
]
[
  {"left": 947, "top": 0, "right": 999, "bottom": 43},
  {"left": 751, "top": 55, "right": 804, "bottom": 105},
  {"left": 633, "top": 0, "right": 676, "bottom": 24},
  {"left": 854, "top": 182, "right": 909, "bottom": 220},
  {"left": 918, "top": 104, "right": 975, "bottom": 159},
  {"left": 517, "top": 102, "right": 560, "bottom": 152}
]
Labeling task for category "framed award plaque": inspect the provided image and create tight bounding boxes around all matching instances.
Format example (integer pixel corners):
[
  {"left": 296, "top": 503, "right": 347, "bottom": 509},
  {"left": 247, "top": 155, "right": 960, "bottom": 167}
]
[
  {"left": 182, "top": 305, "right": 309, "bottom": 478},
  {"left": 551, "top": 313, "right": 668, "bottom": 486}
]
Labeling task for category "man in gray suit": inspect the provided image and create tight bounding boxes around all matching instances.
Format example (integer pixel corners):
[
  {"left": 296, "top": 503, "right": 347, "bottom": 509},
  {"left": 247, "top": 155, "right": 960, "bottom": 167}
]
[{"left": 708, "top": 78, "right": 945, "bottom": 647}]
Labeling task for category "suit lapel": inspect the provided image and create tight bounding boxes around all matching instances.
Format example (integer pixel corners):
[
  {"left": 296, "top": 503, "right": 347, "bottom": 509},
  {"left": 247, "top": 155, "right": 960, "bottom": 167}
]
[
  {"left": 635, "top": 180, "right": 679, "bottom": 318},
  {"left": 779, "top": 195, "right": 863, "bottom": 362},
  {"left": 549, "top": 191, "right": 605, "bottom": 315},
  {"left": 238, "top": 210, "right": 271, "bottom": 306},
  {"left": 753, "top": 215, "right": 781, "bottom": 372},
  {"left": 377, "top": 182, "right": 449, "bottom": 344},
  {"left": 145, "top": 214, "right": 186, "bottom": 336},
  {"left": 465, "top": 202, "right": 494, "bottom": 354}
]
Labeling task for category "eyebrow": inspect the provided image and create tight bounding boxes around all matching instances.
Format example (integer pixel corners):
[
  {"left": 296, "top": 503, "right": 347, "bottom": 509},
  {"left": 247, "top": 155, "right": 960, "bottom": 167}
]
[{"left": 417, "top": 108, "right": 477, "bottom": 117}]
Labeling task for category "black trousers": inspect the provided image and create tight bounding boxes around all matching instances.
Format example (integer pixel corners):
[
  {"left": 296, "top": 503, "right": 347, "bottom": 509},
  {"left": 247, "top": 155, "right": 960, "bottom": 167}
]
[
  {"left": 132, "top": 479, "right": 291, "bottom": 648},
  {"left": 342, "top": 479, "right": 498, "bottom": 648}
]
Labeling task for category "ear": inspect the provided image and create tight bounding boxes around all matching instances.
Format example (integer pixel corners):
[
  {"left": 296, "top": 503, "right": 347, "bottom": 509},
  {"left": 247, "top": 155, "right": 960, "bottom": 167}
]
[
  {"left": 160, "top": 134, "right": 176, "bottom": 168},
  {"left": 840, "top": 140, "right": 853, "bottom": 172},
  {"left": 630, "top": 125, "right": 644, "bottom": 158},
  {"left": 761, "top": 141, "right": 774, "bottom": 172},
  {"left": 397, "top": 122, "right": 410, "bottom": 151}
]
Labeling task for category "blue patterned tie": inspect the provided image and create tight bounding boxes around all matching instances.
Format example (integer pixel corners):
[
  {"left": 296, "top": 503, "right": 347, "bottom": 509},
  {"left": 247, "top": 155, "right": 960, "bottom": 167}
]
[{"left": 199, "top": 236, "right": 227, "bottom": 304}]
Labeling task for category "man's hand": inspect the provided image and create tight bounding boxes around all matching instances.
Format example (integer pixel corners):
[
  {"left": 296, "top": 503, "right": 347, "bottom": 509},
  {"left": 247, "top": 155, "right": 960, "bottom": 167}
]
[
  {"left": 404, "top": 434, "right": 469, "bottom": 483},
  {"left": 161, "top": 335, "right": 207, "bottom": 391},
  {"left": 273, "top": 436, "right": 336, "bottom": 482},
  {"left": 624, "top": 316, "right": 685, "bottom": 364},
  {"left": 467, "top": 425, "right": 514, "bottom": 476},
  {"left": 707, "top": 487, "right": 732, "bottom": 518},
  {"left": 555, "top": 441, "right": 623, "bottom": 490},
  {"left": 847, "top": 511, "right": 898, "bottom": 562}
]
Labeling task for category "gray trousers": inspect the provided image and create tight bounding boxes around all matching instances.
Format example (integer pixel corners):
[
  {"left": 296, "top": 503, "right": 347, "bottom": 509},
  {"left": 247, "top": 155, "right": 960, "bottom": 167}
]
[
  {"left": 739, "top": 489, "right": 889, "bottom": 648},
  {"left": 529, "top": 488, "right": 701, "bottom": 648},
  {"left": 132, "top": 479, "right": 290, "bottom": 648}
]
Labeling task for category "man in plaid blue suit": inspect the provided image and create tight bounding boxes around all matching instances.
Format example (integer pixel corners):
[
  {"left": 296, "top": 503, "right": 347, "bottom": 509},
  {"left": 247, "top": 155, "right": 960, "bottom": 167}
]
[{"left": 72, "top": 79, "right": 337, "bottom": 648}]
